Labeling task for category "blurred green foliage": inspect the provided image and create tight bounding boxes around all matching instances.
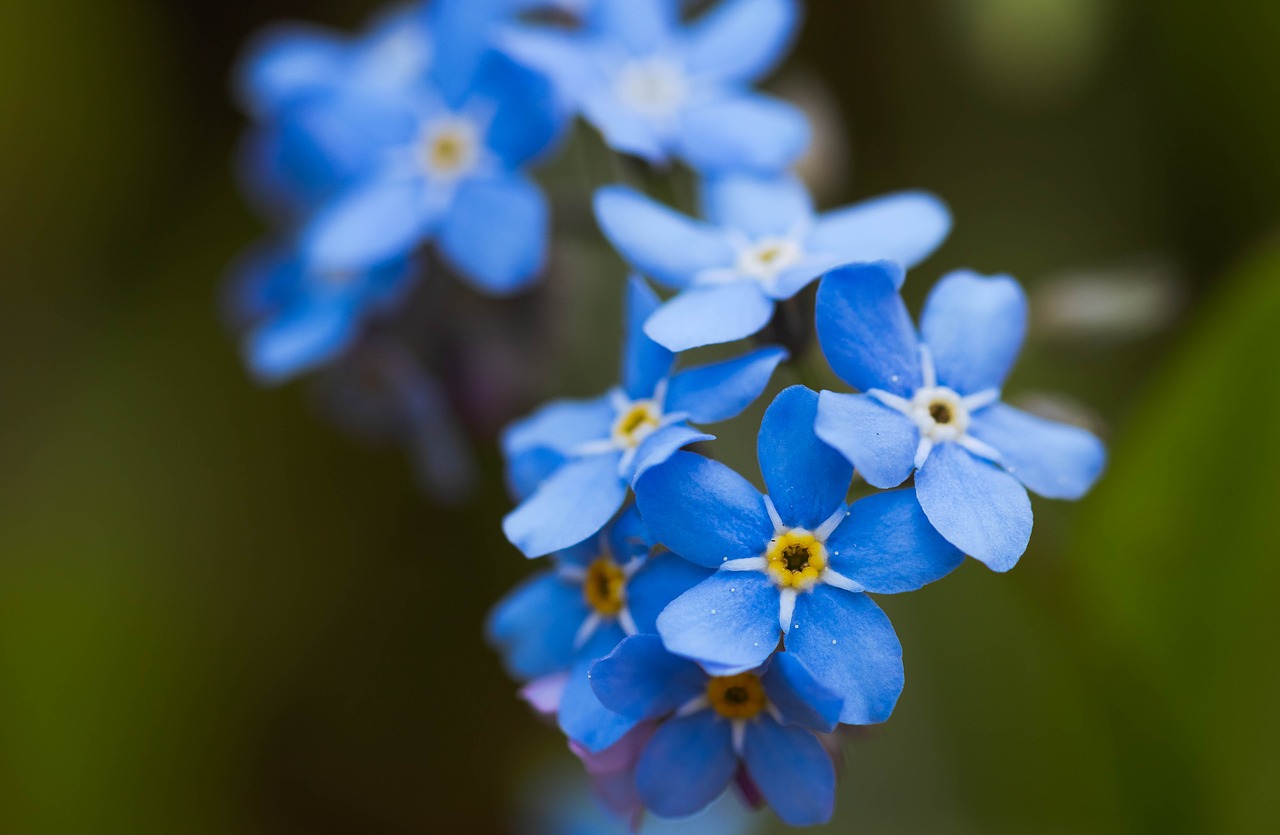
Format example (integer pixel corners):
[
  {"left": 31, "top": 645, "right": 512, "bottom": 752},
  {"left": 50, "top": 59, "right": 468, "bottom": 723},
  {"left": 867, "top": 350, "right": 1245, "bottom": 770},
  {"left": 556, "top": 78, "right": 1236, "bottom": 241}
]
[{"left": 1, "top": 0, "right": 1279, "bottom": 833}]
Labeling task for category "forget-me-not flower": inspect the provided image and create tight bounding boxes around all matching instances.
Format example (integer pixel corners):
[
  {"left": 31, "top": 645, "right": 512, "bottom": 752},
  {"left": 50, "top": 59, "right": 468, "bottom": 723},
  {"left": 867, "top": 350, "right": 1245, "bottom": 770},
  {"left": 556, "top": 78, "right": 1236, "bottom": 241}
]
[
  {"left": 502, "top": 0, "right": 808, "bottom": 173},
  {"left": 813, "top": 261, "right": 1108, "bottom": 571},
  {"left": 591, "top": 634, "right": 841, "bottom": 825},
  {"left": 595, "top": 174, "right": 951, "bottom": 351},
  {"left": 635, "top": 386, "right": 963, "bottom": 723},
  {"left": 488, "top": 508, "right": 713, "bottom": 751},
  {"left": 502, "top": 277, "right": 785, "bottom": 558}
]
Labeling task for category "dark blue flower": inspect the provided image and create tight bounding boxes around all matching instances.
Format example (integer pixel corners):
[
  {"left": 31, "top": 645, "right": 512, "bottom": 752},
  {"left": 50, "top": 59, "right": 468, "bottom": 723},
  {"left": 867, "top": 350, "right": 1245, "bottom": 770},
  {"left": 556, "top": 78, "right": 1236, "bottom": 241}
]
[
  {"left": 502, "top": 277, "right": 786, "bottom": 557},
  {"left": 488, "top": 509, "right": 713, "bottom": 751},
  {"left": 503, "top": 0, "right": 807, "bottom": 173},
  {"left": 635, "top": 386, "right": 963, "bottom": 723},
  {"left": 591, "top": 634, "right": 841, "bottom": 825},
  {"left": 813, "top": 262, "right": 1108, "bottom": 571},
  {"left": 595, "top": 174, "right": 951, "bottom": 350},
  {"left": 225, "top": 243, "right": 420, "bottom": 383}
]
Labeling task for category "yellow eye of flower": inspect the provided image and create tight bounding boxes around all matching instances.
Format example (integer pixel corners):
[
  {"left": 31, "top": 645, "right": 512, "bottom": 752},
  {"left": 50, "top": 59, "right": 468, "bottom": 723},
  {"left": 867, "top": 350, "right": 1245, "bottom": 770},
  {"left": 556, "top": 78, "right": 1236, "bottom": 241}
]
[
  {"left": 706, "top": 672, "right": 768, "bottom": 719},
  {"left": 583, "top": 558, "right": 626, "bottom": 616},
  {"left": 611, "top": 400, "right": 662, "bottom": 448},
  {"left": 765, "top": 529, "right": 827, "bottom": 590},
  {"left": 928, "top": 400, "right": 953, "bottom": 424}
]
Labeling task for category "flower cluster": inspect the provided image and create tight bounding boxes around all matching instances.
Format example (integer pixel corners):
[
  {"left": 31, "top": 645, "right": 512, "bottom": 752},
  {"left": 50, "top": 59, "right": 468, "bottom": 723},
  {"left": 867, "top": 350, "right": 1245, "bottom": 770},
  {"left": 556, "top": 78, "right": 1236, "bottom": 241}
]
[{"left": 227, "top": 0, "right": 1108, "bottom": 829}]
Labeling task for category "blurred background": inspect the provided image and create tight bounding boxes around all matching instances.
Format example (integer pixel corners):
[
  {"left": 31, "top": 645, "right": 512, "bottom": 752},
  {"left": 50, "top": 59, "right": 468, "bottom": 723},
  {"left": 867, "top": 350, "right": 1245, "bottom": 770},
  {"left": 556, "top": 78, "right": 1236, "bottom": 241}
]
[{"left": 3, "top": 0, "right": 1280, "bottom": 832}]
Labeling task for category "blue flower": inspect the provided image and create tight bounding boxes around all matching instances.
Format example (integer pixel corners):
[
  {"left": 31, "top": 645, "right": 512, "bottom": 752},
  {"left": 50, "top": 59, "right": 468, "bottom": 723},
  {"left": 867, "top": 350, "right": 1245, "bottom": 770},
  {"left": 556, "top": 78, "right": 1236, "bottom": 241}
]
[
  {"left": 595, "top": 174, "right": 951, "bottom": 351},
  {"left": 591, "top": 634, "right": 842, "bottom": 825},
  {"left": 225, "top": 243, "right": 420, "bottom": 383},
  {"left": 812, "top": 262, "right": 1108, "bottom": 571},
  {"left": 502, "top": 277, "right": 786, "bottom": 558},
  {"left": 503, "top": 0, "right": 808, "bottom": 173},
  {"left": 635, "top": 386, "right": 963, "bottom": 723},
  {"left": 488, "top": 508, "right": 714, "bottom": 751}
]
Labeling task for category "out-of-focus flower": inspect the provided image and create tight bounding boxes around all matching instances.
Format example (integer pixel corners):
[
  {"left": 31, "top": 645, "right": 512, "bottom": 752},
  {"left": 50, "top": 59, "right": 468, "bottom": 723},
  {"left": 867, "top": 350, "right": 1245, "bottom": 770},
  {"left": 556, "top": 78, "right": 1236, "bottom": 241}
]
[
  {"left": 488, "top": 507, "right": 713, "bottom": 751},
  {"left": 636, "top": 386, "right": 960, "bottom": 720},
  {"left": 501, "top": 277, "right": 785, "bottom": 558},
  {"left": 594, "top": 175, "right": 950, "bottom": 350},
  {"left": 1033, "top": 261, "right": 1184, "bottom": 345},
  {"left": 591, "top": 634, "right": 841, "bottom": 825},
  {"left": 814, "top": 262, "right": 1107, "bottom": 571},
  {"left": 503, "top": 0, "right": 808, "bottom": 174}
]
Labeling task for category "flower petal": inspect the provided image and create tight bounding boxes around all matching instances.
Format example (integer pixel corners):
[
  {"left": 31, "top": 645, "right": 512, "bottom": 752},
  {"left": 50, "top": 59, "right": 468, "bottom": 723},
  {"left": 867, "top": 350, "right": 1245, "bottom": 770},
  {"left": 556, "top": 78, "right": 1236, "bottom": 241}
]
[
  {"left": 590, "top": 634, "right": 706, "bottom": 720},
  {"left": 636, "top": 713, "right": 737, "bottom": 819},
  {"left": 677, "top": 93, "right": 810, "bottom": 174},
  {"left": 503, "top": 453, "right": 628, "bottom": 558},
  {"left": 485, "top": 571, "right": 589, "bottom": 679},
  {"left": 501, "top": 394, "right": 615, "bottom": 458},
  {"left": 628, "top": 425, "right": 715, "bottom": 484},
  {"left": 814, "top": 391, "right": 918, "bottom": 488},
  {"left": 664, "top": 346, "right": 787, "bottom": 424},
  {"left": 915, "top": 442, "right": 1032, "bottom": 572},
  {"left": 622, "top": 276, "right": 676, "bottom": 400},
  {"left": 634, "top": 451, "right": 773, "bottom": 569},
  {"left": 968, "top": 403, "right": 1107, "bottom": 500},
  {"left": 699, "top": 173, "right": 813, "bottom": 238},
  {"left": 586, "top": 0, "right": 680, "bottom": 54},
  {"left": 438, "top": 174, "right": 548, "bottom": 294},
  {"left": 626, "top": 553, "right": 716, "bottom": 634},
  {"left": 644, "top": 282, "right": 776, "bottom": 351},
  {"left": 559, "top": 625, "right": 637, "bottom": 752},
  {"left": 761, "top": 652, "right": 842, "bottom": 732},
  {"left": 786, "top": 586, "right": 903, "bottom": 725},
  {"left": 921, "top": 270, "right": 1028, "bottom": 395},
  {"left": 657, "top": 572, "right": 779, "bottom": 674},
  {"left": 825, "top": 489, "right": 964, "bottom": 593},
  {"left": 814, "top": 262, "right": 921, "bottom": 396},
  {"left": 806, "top": 191, "right": 952, "bottom": 271},
  {"left": 742, "top": 718, "right": 836, "bottom": 826},
  {"left": 303, "top": 179, "right": 435, "bottom": 272},
  {"left": 594, "top": 186, "right": 734, "bottom": 289},
  {"left": 245, "top": 303, "right": 357, "bottom": 384},
  {"left": 236, "top": 23, "right": 345, "bottom": 115},
  {"left": 682, "top": 0, "right": 800, "bottom": 84},
  {"left": 757, "top": 386, "right": 852, "bottom": 530}
]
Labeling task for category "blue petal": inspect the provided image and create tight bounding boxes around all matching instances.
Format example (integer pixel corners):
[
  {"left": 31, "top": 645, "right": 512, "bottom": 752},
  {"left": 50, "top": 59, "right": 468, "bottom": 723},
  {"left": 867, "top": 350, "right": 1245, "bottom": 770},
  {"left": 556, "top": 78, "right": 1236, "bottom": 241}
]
[
  {"left": 636, "top": 713, "right": 737, "bottom": 818},
  {"left": 806, "top": 191, "right": 952, "bottom": 271},
  {"left": 303, "top": 179, "right": 435, "bottom": 272},
  {"left": 681, "top": 0, "right": 800, "bottom": 84},
  {"left": 505, "top": 448, "right": 564, "bottom": 502},
  {"left": 607, "top": 503, "right": 653, "bottom": 564},
  {"left": 644, "top": 282, "right": 775, "bottom": 351},
  {"left": 677, "top": 93, "right": 810, "bottom": 174},
  {"left": 426, "top": 0, "right": 505, "bottom": 105},
  {"left": 825, "top": 489, "right": 964, "bottom": 593},
  {"left": 589, "top": 634, "right": 706, "bottom": 720},
  {"left": 628, "top": 424, "right": 715, "bottom": 484},
  {"left": 814, "top": 391, "right": 918, "bottom": 489},
  {"left": 438, "top": 174, "right": 548, "bottom": 294},
  {"left": 485, "top": 571, "right": 589, "bottom": 679},
  {"left": 245, "top": 303, "right": 357, "bottom": 384},
  {"left": 236, "top": 24, "right": 345, "bottom": 115},
  {"left": 786, "top": 586, "right": 903, "bottom": 725},
  {"left": 634, "top": 451, "right": 774, "bottom": 569},
  {"left": 968, "top": 403, "right": 1107, "bottom": 500},
  {"left": 503, "top": 453, "right": 628, "bottom": 558},
  {"left": 586, "top": 0, "right": 680, "bottom": 53},
  {"left": 473, "top": 52, "right": 564, "bottom": 168},
  {"left": 921, "top": 271, "right": 1028, "bottom": 395},
  {"left": 665, "top": 346, "right": 787, "bottom": 424},
  {"left": 758, "top": 386, "right": 853, "bottom": 531},
  {"left": 742, "top": 718, "right": 835, "bottom": 826},
  {"left": 626, "top": 553, "right": 716, "bottom": 634},
  {"left": 594, "top": 186, "right": 734, "bottom": 290},
  {"left": 761, "top": 652, "right": 842, "bottom": 732},
  {"left": 814, "top": 261, "right": 921, "bottom": 396},
  {"left": 501, "top": 394, "right": 615, "bottom": 458},
  {"left": 559, "top": 624, "right": 637, "bottom": 752},
  {"left": 581, "top": 93, "right": 671, "bottom": 163},
  {"left": 699, "top": 173, "right": 813, "bottom": 238},
  {"left": 622, "top": 276, "right": 676, "bottom": 400},
  {"left": 657, "top": 572, "right": 779, "bottom": 673},
  {"left": 915, "top": 442, "right": 1032, "bottom": 572}
]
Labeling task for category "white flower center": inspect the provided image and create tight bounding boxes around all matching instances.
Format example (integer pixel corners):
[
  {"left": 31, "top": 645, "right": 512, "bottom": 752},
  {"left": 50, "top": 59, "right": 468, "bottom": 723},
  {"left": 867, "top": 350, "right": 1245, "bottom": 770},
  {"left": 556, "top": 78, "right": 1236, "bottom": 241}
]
[
  {"left": 735, "top": 237, "right": 803, "bottom": 284},
  {"left": 611, "top": 398, "right": 662, "bottom": 448},
  {"left": 615, "top": 57, "right": 689, "bottom": 118},
  {"left": 908, "top": 386, "right": 970, "bottom": 442},
  {"left": 418, "top": 117, "right": 480, "bottom": 181}
]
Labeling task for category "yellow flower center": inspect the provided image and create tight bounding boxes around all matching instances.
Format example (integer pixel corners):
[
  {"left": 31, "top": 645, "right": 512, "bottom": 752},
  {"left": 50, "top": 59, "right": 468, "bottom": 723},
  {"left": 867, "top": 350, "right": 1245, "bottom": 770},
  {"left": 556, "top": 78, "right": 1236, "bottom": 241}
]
[
  {"left": 706, "top": 672, "right": 768, "bottom": 720},
  {"left": 582, "top": 558, "right": 626, "bottom": 616},
  {"left": 611, "top": 400, "right": 662, "bottom": 448},
  {"left": 765, "top": 529, "right": 827, "bottom": 590},
  {"left": 420, "top": 119, "right": 479, "bottom": 179},
  {"left": 928, "top": 400, "right": 953, "bottom": 424}
]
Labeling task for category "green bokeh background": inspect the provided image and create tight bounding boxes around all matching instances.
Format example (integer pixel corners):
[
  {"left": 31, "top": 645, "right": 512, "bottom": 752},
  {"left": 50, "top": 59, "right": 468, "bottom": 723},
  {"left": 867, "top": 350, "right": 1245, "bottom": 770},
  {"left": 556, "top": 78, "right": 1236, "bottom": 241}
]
[{"left": 2, "top": 1, "right": 1279, "bottom": 832}]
